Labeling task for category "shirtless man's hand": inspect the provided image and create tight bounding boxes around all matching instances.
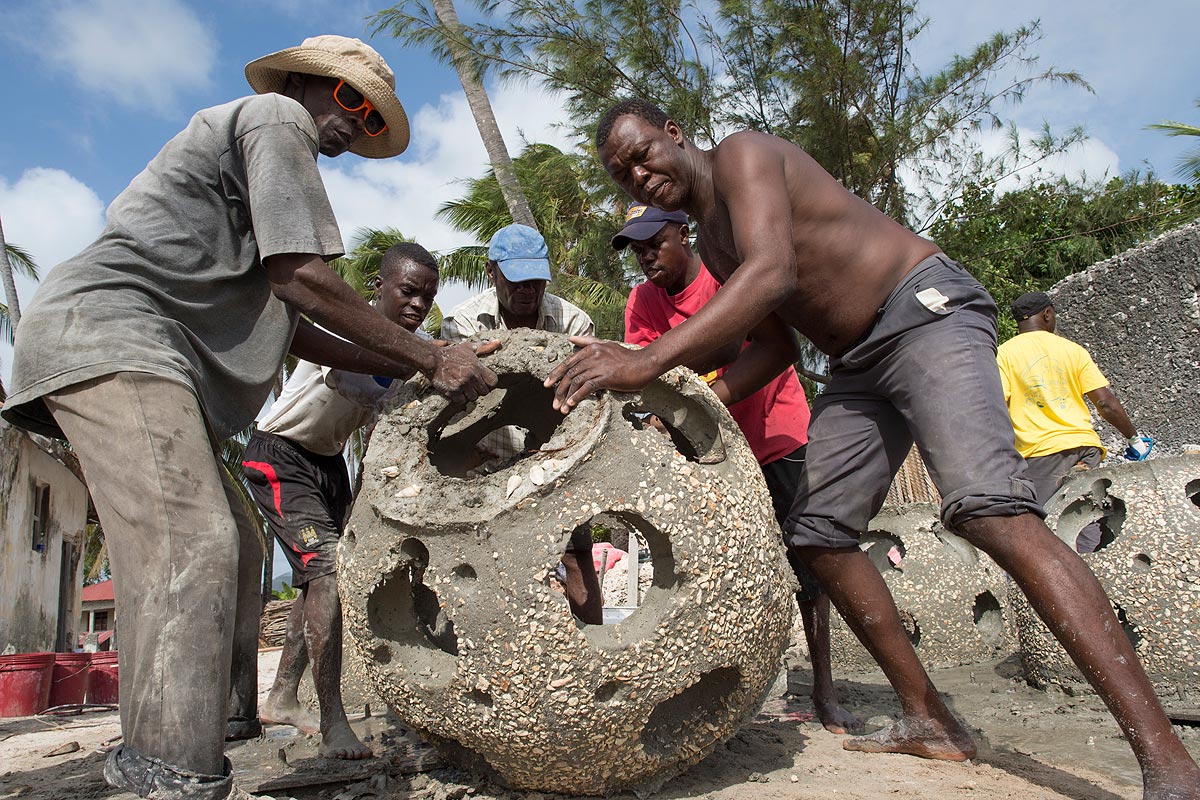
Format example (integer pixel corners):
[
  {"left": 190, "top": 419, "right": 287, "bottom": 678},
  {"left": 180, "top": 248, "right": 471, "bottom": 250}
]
[{"left": 545, "top": 336, "right": 658, "bottom": 412}]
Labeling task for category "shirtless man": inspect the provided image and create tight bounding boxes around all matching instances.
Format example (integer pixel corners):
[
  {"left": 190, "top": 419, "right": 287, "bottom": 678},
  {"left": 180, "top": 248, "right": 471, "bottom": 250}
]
[{"left": 545, "top": 98, "right": 1200, "bottom": 799}]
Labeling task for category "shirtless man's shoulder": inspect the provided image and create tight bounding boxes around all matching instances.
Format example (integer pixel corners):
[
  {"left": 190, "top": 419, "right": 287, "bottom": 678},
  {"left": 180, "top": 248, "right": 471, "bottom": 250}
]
[{"left": 698, "top": 129, "right": 940, "bottom": 355}]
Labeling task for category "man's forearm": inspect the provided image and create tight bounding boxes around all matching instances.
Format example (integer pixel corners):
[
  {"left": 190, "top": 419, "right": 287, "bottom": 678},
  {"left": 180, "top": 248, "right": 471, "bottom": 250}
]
[
  {"left": 1096, "top": 403, "right": 1137, "bottom": 439},
  {"left": 709, "top": 316, "right": 800, "bottom": 406},
  {"left": 268, "top": 253, "right": 440, "bottom": 375},
  {"left": 642, "top": 262, "right": 794, "bottom": 379},
  {"left": 685, "top": 339, "right": 744, "bottom": 377},
  {"left": 1087, "top": 387, "right": 1137, "bottom": 438},
  {"left": 290, "top": 319, "right": 418, "bottom": 379}
]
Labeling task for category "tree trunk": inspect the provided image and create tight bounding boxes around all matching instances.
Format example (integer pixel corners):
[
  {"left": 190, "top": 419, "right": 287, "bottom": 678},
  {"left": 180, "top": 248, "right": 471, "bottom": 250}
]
[
  {"left": 0, "top": 214, "right": 21, "bottom": 330},
  {"left": 431, "top": 0, "right": 538, "bottom": 230}
]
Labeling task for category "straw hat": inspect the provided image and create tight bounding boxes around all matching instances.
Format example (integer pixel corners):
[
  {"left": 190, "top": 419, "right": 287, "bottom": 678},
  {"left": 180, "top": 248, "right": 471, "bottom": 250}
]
[{"left": 245, "top": 35, "right": 409, "bottom": 159}]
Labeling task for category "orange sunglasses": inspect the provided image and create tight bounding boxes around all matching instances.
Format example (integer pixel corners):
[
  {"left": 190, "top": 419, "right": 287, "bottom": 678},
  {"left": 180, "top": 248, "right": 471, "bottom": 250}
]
[{"left": 333, "top": 80, "right": 388, "bottom": 137}]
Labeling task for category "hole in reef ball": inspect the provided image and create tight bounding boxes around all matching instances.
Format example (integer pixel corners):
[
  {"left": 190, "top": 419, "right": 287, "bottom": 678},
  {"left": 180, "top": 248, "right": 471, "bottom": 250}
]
[
  {"left": 972, "top": 591, "right": 1005, "bottom": 647},
  {"left": 595, "top": 680, "right": 624, "bottom": 704},
  {"left": 641, "top": 666, "right": 742, "bottom": 758}
]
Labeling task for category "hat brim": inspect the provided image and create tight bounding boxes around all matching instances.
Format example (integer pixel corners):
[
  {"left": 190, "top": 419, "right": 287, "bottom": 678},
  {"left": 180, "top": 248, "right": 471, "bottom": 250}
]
[
  {"left": 611, "top": 218, "right": 672, "bottom": 250},
  {"left": 495, "top": 258, "right": 551, "bottom": 283},
  {"left": 245, "top": 47, "right": 409, "bottom": 159}
]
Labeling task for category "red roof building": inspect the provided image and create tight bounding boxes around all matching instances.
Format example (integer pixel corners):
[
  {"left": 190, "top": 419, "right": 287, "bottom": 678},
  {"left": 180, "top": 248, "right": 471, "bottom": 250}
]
[
  {"left": 80, "top": 579, "right": 116, "bottom": 650},
  {"left": 82, "top": 580, "right": 114, "bottom": 603}
]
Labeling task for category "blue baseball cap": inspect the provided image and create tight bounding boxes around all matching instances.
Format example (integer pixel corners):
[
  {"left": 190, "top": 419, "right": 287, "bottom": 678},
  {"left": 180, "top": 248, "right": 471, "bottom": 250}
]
[
  {"left": 611, "top": 204, "right": 688, "bottom": 250},
  {"left": 488, "top": 224, "right": 551, "bottom": 282}
]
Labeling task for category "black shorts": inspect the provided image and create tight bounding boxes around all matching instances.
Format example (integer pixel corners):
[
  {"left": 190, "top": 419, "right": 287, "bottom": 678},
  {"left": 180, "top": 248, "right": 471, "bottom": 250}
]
[
  {"left": 760, "top": 445, "right": 824, "bottom": 601},
  {"left": 243, "top": 430, "right": 352, "bottom": 587}
]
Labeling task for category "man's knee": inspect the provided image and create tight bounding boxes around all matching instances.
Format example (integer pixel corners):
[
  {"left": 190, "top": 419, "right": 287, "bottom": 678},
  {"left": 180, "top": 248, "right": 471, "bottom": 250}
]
[{"left": 940, "top": 476, "right": 1042, "bottom": 534}]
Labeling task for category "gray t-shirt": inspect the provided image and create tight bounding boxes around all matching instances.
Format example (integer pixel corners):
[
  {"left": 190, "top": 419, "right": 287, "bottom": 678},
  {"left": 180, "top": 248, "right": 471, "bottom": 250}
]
[{"left": 2, "top": 94, "right": 343, "bottom": 441}]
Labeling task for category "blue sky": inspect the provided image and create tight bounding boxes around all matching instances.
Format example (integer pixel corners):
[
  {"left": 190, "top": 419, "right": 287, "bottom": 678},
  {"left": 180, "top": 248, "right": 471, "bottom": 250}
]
[{"left": 2, "top": 0, "right": 1198, "bottom": 386}]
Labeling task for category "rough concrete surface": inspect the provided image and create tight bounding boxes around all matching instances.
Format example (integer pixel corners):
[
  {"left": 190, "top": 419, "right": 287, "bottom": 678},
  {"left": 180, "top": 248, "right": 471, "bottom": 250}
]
[
  {"left": 827, "top": 504, "right": 1016, "bottom": 672},
  {"left": 1011, "top": 456, "right": 1200, "bottom": 705},
  {"left": 1050, "top": 220, "right": 1200, "bottom": 456},
  {"left": 337, "top": 329, "right": 796, "bottom": 795}
]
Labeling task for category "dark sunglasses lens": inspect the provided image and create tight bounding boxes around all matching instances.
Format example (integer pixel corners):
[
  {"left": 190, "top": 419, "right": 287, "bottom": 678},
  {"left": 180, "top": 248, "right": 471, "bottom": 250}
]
[
  {"left": 364, "top": 110, "right": 387, "bottom": 136},
  {"left": 335, "top": 82, "right": 365, "bottom": 109}
]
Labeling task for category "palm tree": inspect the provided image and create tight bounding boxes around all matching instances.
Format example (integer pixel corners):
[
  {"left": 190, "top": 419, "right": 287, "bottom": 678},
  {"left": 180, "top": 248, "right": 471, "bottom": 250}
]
[
  {"left": 437, "top": 142, "right": 632, "bottom": 338},
  {"left": 373, "top": 0, "right": 538, "bottom": 229},
  {"left": 0, "top": 220, "right": 39, "bottom": 341},
  {"left": 1149, "top": 100, "right": 1200, "bottom": 183}
]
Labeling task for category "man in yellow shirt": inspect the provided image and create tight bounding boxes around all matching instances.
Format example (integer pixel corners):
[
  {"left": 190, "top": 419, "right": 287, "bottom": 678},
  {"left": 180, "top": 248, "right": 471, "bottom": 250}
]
[{"left": 997, "top": 292, "right": 1152, "bottom": 550}]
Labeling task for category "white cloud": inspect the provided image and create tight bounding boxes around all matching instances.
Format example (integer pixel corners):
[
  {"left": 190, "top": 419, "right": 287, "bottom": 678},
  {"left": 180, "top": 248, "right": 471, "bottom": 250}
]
[
  {"left": 1, "top": 168, "right": 107, "bottom": 282},
  {"left": 36, "top": 0, "right": 216, "bottom": 111},
  {"left": 319, "top": 80, "right": 576, "bottom": 316},
  {"left": 1, "top": 167, "right": 106, "bottom": 384},
  {"left": 983, "top": 128, "right": 1121, "bottom": 193},
  {"left": 902, "top": 126, "right": 1121, "bottom": 230},
  {"left": 321, "top": 79, "right": 576, "bottom": 255}
]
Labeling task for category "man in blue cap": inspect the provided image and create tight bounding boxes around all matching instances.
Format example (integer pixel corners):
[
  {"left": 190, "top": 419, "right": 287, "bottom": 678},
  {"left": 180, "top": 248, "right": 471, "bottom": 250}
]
[
  {"left": 441, "top": 224, "right": 601, "bottom": 624},
  {"left": 441, "top": 223, "right": 595, "bottom": 338}
]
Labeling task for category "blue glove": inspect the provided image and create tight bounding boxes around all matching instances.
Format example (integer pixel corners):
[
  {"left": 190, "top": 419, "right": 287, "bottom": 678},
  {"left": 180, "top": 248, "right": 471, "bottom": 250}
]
[
  {"left": 372, "top": 376, "right": 394, "bottom": 388},
  {"left": 1124, "top": 434, "right": 1153, "bottom": 461}
]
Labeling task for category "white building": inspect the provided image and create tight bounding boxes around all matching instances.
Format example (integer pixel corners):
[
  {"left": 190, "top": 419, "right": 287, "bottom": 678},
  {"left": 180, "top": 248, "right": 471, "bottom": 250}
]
[{"left": 1, "top": 419, "right": 88, "bottom": 653}]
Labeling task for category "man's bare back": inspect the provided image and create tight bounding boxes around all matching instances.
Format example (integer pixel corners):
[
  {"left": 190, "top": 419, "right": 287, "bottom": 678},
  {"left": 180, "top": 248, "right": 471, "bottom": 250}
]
[{"left": 693, "top": 130, "right": 939, "bottom": 356}]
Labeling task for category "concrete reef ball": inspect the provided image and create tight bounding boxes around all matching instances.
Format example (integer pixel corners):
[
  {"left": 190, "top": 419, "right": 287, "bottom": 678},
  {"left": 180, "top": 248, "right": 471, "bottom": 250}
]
[
  {"left": 1011, "top": 457, "right": 1200, "bottom": 705},
  {"left": 828, "top": 504, "right": 1015, "bottom": 673},
  {"left": 337, "top": 329, "right": 796, "bottom": 795}
]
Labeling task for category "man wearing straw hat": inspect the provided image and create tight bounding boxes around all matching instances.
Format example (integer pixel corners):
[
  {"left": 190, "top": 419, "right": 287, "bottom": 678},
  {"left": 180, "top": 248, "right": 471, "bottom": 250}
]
[{"left": 3, "top": 35, "right": 497, "bottom": 799}]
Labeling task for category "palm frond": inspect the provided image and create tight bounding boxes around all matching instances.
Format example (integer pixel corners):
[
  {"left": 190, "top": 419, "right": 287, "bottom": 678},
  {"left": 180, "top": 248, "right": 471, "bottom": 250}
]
[
  {"left": 1148, "top": 104, "right": 1200, "bottom": 183},
  {"left": 1, "top": 302, "right": 12, "bottom": 345},
  {"left": 221, "top": 426, "right": 269, "bottom": 552},
  {"left": 551, "top": 272, "right": 628, "bottom": 308},
  {"left": 334, "top": 227, "right": 416, "bottom": 298},
  {"left": 437, "top": 246, "right": 491, "bottom": 291},
  {"left": 4, "top": 242, "right": 39, "bottom": 280},
  {"left": 423, "top": 301, "right": 444, "bottom": 336}
]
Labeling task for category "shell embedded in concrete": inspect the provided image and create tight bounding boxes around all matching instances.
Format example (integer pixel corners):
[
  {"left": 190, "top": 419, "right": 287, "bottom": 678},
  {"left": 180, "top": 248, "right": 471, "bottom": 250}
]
[
  {"left": 337, "top": 329, "right": 796, "bottom": 794},
  {"left": 828, "top": 504, "right": 1016, "bottom": 672},
  {"left": 1011, "top": 457, "right": 1200, "bottom": 703}
]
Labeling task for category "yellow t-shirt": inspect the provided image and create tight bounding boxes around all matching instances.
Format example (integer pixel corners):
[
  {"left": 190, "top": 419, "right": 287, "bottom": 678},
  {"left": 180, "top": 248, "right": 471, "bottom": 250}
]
[{"left": 996, "top": 330, "right": 1109, "bottom": 459}]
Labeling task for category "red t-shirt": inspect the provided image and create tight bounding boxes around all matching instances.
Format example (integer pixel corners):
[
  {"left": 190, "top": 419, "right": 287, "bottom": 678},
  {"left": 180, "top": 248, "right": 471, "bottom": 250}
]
[{"left": 624, "top": 265, "right": 809, "bottom": 465}]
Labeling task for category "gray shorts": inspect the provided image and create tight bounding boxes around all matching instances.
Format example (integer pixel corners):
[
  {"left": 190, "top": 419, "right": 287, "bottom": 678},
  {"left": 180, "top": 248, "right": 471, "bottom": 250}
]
[
  {"left": 784, "top": 254, "right": 1041, "bottom": 549},
  {"left": 1023, "top": 446, "right": 1104, "bottom": 507}
]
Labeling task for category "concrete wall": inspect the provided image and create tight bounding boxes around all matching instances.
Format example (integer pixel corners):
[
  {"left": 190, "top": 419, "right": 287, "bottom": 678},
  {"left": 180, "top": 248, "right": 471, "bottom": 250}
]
[
  {"left": 1050, "top": 220, "right": 1200, "bottom": 456},
  {"left": 0, "top": 421, "right": 87, "bottom": 653}
]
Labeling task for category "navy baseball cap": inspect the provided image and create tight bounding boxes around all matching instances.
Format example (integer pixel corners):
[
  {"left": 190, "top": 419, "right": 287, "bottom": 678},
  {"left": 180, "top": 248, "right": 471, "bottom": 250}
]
[
  {"left": 611, "top": 204, "right": 688, "bottom": 250},
  {"left": 1010, "top": 291, "right": 1053, "bottom": 320},
  {"left": 488, "top": 223, "right": 551, "bottom": 282}
]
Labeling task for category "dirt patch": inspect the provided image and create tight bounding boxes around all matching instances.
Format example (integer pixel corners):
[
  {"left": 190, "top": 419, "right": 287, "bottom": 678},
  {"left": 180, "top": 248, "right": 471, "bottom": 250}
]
[{"left": 2, "top": 650, "right": 1196, "bottom": 799}]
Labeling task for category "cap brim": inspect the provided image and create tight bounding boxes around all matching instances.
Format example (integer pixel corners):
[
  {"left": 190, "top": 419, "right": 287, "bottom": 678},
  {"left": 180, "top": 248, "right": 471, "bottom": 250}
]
[
  {"left": 245, "top": 48, "right": 409, "bottom": 159},
  {"left": 495, "top": 258, "right": 551, "bottom": 282},
  {"left": 610, "top": 219, "right": 670, "bottom": 250}
]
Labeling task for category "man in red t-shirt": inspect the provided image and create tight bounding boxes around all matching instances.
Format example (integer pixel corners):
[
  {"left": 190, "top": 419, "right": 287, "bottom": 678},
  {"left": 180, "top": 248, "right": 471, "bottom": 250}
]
[{"left": 618, "top": 204, "right": 861, "bottom": 734}]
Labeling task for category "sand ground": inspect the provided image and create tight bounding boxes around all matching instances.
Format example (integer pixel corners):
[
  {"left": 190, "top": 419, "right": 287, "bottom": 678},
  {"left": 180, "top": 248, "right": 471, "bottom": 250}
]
[{"left": 1, "top": 648, "right": 1196, "bottom": 800}]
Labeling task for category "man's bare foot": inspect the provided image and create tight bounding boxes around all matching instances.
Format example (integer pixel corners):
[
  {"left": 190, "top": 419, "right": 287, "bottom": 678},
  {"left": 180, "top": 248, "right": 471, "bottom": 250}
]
[
  {"left": 260, "top": 695, "right": 321, "bottom": 734},
  {"left": 843, "top": 715, "right": 976, "bottom": 761},
  {"left": 317, "top": 720, "right": 373, "bottom": 760},
  {"left": 814, "top": 696, "right": 864, "bottom": 735}
]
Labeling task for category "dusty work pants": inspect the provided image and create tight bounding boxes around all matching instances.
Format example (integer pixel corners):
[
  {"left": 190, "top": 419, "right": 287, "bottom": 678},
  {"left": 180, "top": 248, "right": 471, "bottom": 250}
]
[{"left": 45, "top": 372, "right": 263, "bottom": 795}]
